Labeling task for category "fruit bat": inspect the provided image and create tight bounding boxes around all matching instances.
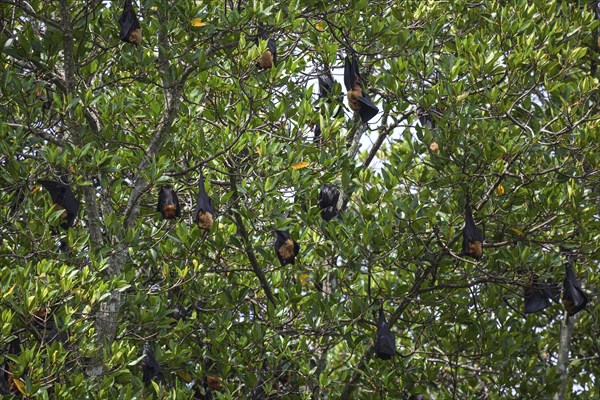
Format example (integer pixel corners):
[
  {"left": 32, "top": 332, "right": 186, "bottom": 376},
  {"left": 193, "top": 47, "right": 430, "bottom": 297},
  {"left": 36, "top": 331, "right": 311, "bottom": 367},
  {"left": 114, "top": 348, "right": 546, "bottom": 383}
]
[
  {"left": 318, "top": 70, "right": 335, "bottom": 99},
  {"left": 195, "top": 172, "right": 215, "bottom": 230},
  {"left": 417, "top": 107, "right": 435, "bottom": 130},
  {"left": 257, "top": 25, "right": 276, "bottom": 69},
  {"left": 523, "top": 277, "right": 560, "bottom": 314},
  {"left": 156, "top": 185, "right": 180, "bottom": 219},
  {"left": 374, "top": 307, "right": 395, "bottom": 360},
  {"left": 318, "top": 184, "right": 343, "bottom": 221},
  {"left": 461, "top": 196, "right": 484, "bottom": 260},
  {"left": 409, "top": 395, "right": 426, "bottom": 400},
  {"left": 273, "top": 230, "right": 299, "bottom": 266},
  {"left": 39, "top": 180, "right": 80, "bottom": 229},
  {"left": 562, "top": 262, "right": 588, "bottom": 316},
  {"left": 343, "top": 55, "right": 379, "bottom": 123},
  {"left": 119, "top": 0, "right": 142, "bottom": 45},
  {"left": 141, "top": 344, "right": 164, "bottom": 386}
]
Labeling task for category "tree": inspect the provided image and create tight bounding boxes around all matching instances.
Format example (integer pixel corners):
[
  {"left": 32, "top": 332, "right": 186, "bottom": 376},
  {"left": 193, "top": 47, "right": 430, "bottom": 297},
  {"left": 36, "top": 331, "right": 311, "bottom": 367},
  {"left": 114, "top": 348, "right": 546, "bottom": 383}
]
[{"left": 0, "top": 0, "right": 598, "bottom": 398}]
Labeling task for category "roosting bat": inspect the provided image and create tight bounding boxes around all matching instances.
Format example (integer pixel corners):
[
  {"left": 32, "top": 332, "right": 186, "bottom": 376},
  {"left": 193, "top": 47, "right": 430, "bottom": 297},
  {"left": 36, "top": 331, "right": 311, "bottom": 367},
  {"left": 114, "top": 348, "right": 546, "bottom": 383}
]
[
  {"left": 317, "top": 184, "right": 343, "bottom": 221},
  {"left": 257, "top": 25, "right": 276, "bottom": 69},
  {"left": 157, "top": 185, "right": 180, "bottom": 219},
  {"left": 374, "top": 307, "right": 395, "bottom": 360},
  {"left": 141, "top": 344, "right": 164, "bottom": 386},
  {"left": 563, "top": 262, "right": 588, "bottom": 316},
  {"left": 195, "top": 172, "right": 215, "bottom": 231},
  {"left": 343, "top": 55, "right": 379, "bottom": 123},
  {"left": 461, "top": 196, "right": 484, "bottom": 260},
  {"left": 523, "top": 276, "right": 560, "bottom": 314},
  {"left": 39, "top": 180, "right": 80, "bottom": 229},
  {"left": 119, "top": 0, "right": 142, "bottom": 45},
  {"left": 274, "top": 230, "right": 299, "bottom": 265}
]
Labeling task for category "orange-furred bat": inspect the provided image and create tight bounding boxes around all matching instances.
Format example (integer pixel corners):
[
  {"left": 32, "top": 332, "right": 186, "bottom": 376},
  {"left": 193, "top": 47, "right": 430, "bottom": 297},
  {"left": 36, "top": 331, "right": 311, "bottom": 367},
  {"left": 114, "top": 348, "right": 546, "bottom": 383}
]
[
  {"left": 343, "top": 55, "right": 379, "bottom": 123},
  {"left": 195, "top": 172, "right": 215, "bottom": 230},
  {"left": 157, "top": 185, "right": 180, "bottom": 219},
  {"left": 274, "top": 230, "right": 299, "bottom": 265},
  {"left": 257, "top": 25, "right": 276, "bottom": 69},
  {"left": 461, "top": 196, "right": 484, "bottom": 260},
  {"left": 119, "top": 0, "right": 142, "bottom": 45}
]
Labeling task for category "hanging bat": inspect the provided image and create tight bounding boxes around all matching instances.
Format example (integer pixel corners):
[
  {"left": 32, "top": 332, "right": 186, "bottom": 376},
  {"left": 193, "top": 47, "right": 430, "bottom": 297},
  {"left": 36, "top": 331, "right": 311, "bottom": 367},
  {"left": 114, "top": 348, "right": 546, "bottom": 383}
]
[
  {"left": 374, "top": 307, "right": 395, "bottom": 360},
  {"left": 343, "top": 55, "right": 379, "bottom": 123},
  {"left": 39, "top": 180, "right": 80, "bottom": 229},
  {"left": 318, "top": 184, "right": 343, "bottom": 221},
  {"left": 119, "top": 0, "right": 142, "bottom": 45},
  {"left": 523, "top": 276, "right": 560, "bottom": 314},
  {"left": 257, "top": 25, "right": 276, "bottom": 69},
  {"left": 274, "top": 230, "right": 299, "bottom": 265},
  {"left": 157, "top": 185, "right": 180, "bottom": 219},
  {"left": 563, "top": 262, "right": 588, "bottom": 316},
  {"left": 195, "top": 172, "right": 215, "bottom": 231},
  {"left": 461, "top": 196, "right": 484, "bottom": 260},
  {"left": 141, "top": 344, "right": 164, "bottom": 386},
  {"left": 417, "top": 107, "right": 436, "bottom": 130},
  {"left": 318, "top": 69, "right": 335, "bottom": 99}
]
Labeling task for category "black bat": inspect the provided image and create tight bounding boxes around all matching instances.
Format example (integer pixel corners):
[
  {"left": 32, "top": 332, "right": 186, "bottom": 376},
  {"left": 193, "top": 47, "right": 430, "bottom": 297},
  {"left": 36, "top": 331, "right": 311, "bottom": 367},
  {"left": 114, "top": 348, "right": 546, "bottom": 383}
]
[
  {"left": 141, "top": 344, "right": 164, "bottom": 386},
  {"left": 119, "top": 0, "right": 142, "bottom": 45},
  {"left": 318, "top": 184, "right": 343, "bottom": 221},
  {"left": 343, "top": 55, "right": 379, "bottom": 123},
  {"left": 156, "top": 185, "right": 180, "bottom": 219},
  {"left": 39, "top": 180, "right": 80, "bottom": 229},
  {"left": 409, "top": 395, "right": 426, "bottom": 400},
  {"left": 274, "top": 230, "right": 299, "bottom": 265},
  {"left": 417, "top": 107, "right": 436, "bottom": 130},
  {"left": 563, "top": 262, "right": 588, "bottom": 316},
  {"left": 374, "top": 307, "right": 395, "bottom": 360},
  {"left": 318, "top": 69, "right": 335, "bottom": 99},
  {"left": 257, "top": 25, "right": 276, "bottom": 69},
  {"left": 523, "top": 277, "right": 560, "bottom": 314},
  {"left": 462, "top": 196, "right": 484, "bottom": 260},
  {"left": 195, "top": 172, "right": 215, "bottom": 230}
]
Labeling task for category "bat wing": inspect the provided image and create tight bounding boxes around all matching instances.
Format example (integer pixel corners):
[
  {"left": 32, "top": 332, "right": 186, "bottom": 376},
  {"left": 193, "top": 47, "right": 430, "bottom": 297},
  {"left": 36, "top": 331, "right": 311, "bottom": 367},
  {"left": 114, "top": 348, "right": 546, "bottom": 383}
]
[
  {"left": 356, "top": 92, "right": 379, "bottom": 123},
  {"left": 267, "top": 38, "right": 276, "bottom": 66},
  {"left": 39, "top": 180, "right": 66, "bottom": 204},
  {"left": 374, "top": 308, "right": 395, "bottom": 360},
  {"left": 524, "top": 290, "right": 551, "bottom": 314},
  {"left": 61, "top": 186, "right": 80, "bottom": 227},
  {"left": 563, "top": 263, "right": 589, "bottom": 315},
  {"left": 172, "top": 190, "right": 181, "bottom": 217},
  {"left": 343, "top": 56, "right": 353, "bottom": 91}
]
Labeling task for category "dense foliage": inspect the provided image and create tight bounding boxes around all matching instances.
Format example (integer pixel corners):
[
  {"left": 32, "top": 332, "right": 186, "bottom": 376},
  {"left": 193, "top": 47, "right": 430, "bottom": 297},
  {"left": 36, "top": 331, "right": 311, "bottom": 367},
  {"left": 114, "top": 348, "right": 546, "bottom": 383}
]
[{"left": 1, "top": 0, "right": 598, "bottom": 398}]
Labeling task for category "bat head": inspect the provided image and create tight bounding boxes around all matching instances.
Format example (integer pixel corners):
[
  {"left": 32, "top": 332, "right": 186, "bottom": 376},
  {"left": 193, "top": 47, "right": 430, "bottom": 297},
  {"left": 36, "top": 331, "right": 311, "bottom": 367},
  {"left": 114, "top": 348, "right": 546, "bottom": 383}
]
[{"left": 206, "top": 376, "right": 221, "bottom": 390}]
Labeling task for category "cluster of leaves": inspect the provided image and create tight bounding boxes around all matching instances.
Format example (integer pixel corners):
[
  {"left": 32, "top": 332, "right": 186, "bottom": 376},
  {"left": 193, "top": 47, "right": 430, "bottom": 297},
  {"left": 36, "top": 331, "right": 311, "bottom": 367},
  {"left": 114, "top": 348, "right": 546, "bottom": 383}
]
[{"left": 0, "top": 0, "right": 598, "bottom": 398}]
